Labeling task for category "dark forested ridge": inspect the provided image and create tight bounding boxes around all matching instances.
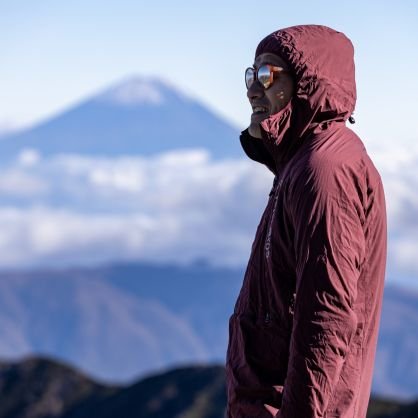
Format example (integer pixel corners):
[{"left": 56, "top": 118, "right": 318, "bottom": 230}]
[{"left": 0, "top": 356, "right": 416, "bottom": 418}]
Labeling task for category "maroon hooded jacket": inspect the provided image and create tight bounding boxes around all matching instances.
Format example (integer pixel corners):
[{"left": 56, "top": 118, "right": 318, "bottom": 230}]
[{"left": 225, "top": 25, "right": 387, "bottom": 418}]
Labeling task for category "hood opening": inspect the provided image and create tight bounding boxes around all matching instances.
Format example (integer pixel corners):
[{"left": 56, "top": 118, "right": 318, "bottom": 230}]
[{"left": 240, "top": 24, "right": 357, "bottom": 174}]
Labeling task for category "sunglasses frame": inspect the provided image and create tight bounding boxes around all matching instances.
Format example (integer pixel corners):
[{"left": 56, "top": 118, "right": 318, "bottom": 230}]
[{"left": 245, "top": 64, "right": 291, "bottom": 90}]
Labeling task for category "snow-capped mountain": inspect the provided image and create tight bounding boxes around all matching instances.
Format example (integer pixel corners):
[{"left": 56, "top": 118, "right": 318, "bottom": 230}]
[{"left": 0, "top": 76, "right": 241, "bottom": 160}]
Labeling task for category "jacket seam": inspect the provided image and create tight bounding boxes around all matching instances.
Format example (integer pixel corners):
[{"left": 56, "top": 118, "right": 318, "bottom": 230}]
[{"left": 351, "top": 270, "right": 369, "bottom": 418}]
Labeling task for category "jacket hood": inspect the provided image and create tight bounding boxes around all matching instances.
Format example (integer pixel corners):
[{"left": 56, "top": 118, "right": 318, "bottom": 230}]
[{"left": 240, "top": 24, "right": 357, "bottom": 174}]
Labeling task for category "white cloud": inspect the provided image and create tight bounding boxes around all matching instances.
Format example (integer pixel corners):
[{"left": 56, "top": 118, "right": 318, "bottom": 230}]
[
  {"left": 390, "top": 237, "right": 418, "bottom": 277},
  {"left": 367, "top": 140, "right": 418, "bottom": 282},
  {"left": 0, "top": 168, "right": 48, "bottom": 195},
  {"left": 0, "top": 150, "right": 272, "bottom": 269},
  {"left": 17, "top": 148, "right": 42, "bottom": 167},
  {"left": 0, "top": 145, "right": 416, "bottom": 285}
]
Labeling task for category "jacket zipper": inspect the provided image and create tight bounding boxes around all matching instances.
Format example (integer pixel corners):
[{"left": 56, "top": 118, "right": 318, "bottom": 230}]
[
  {"left": 269, "top": 175, "right": 279, "bottom": 198},
  {"left": 263, "top": 172, "right": 295, "bottom": 324},
  {"left": 264, "top": 175, "right": 283, "bottom": 261},
  {"left": 289, "top": 292, "right": 296, "bottom": 316},
  {"left": 263, "top": 174, "right": 283, "bottom": 325}
]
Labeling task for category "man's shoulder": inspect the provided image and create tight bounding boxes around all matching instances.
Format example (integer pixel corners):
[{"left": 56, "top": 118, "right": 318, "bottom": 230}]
[
  {"left": 286, "top": 125, "right": 382, "bottom": 200},
  {"left": 293, "top": 125, "right": 378, "bottom": 174},
  {"left": 308, "top": 125, "right": 367, "bottom": 166}
]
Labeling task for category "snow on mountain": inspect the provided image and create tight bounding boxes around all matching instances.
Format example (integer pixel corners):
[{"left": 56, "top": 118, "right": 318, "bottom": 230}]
[
  {"left": 97, "top": 77, "right": 166, "bottom": 106},
  {"left": 95, "top": 76, "right": 192, "bottom": 107}
]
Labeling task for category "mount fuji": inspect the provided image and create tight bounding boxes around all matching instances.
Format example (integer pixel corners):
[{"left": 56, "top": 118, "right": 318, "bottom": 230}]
[{"left": 0, "top": 76, "right": 242, "bottom": 161}]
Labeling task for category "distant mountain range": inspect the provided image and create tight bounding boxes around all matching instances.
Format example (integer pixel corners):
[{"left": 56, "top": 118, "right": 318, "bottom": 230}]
[
  {"left": 0, "top": 355, "right": 416, "bottom": 418},
  {"left": 0, "top": 76, "right": 242, "bottom": 161},
  {"left": 0, "top": 260, "right": 417, "bottom": 400},
  {"left": 0, "top": 261, "right": 243, "bottom": 384}
]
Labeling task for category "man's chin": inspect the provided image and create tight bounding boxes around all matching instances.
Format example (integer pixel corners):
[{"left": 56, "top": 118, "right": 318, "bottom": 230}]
[{"left": 251, "top": 111, "right": 270, "bottom": 124}]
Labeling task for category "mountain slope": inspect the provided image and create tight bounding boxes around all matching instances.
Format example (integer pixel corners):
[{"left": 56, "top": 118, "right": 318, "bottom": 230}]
[
  {"left": 0, "top": 267, "right": 214, "bottom": 383},
  {"left": 0, "top": 76, "right": 241, "bottom": 161}
]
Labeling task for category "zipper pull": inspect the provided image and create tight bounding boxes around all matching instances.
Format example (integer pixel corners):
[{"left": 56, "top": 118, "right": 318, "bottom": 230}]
[
  {"left": 269, "top": 178, "right": 278, "bottom": 197},
  {"left": 289, "top": 293, "right": 296, "bottom": 315},
  {"left": 264, "top": 311, "right": 271, "bottom": 324}
]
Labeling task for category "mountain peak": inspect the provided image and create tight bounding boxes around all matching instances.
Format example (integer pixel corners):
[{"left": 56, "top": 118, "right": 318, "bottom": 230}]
[
  {"left": 0, "top": 74, "right": 240, "bottom": 160},
  {"left": 95, "top": 75, "right": 190, "bottom": 107}
]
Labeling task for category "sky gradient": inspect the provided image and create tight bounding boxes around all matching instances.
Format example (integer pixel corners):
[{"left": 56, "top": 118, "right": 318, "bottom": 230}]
[{"left": 1, "top": 0, "right": 417, "bottom": 146}]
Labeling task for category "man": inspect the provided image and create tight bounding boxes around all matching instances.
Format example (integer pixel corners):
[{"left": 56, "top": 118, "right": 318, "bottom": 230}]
[{"left": 225, "top": 25, "right": 387, "bottom": 418}]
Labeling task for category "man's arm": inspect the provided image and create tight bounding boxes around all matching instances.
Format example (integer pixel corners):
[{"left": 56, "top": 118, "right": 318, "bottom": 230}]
[{"left": 277, "top": 169, "right": 366, "bottom": 418}]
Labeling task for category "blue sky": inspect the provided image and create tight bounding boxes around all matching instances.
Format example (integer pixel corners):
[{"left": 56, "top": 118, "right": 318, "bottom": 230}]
[{"left": 1, "top": 0, "right": 417, "bottom": 145}]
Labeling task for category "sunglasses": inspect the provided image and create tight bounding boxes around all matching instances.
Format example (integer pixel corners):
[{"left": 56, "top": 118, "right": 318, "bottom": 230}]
[{"left": 245, "top": 64, "right": 290, "bottom": 90}]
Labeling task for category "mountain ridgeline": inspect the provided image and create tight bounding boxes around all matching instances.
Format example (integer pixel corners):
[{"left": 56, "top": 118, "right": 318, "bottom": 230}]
[{"left": 0, "top": 76, "right": 241, "bottom": 161}]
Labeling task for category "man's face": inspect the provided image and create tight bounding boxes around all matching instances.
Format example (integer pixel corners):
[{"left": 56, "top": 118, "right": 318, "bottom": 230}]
[{"left": 247, "top": 52, "right": 294, "bottom": 126}]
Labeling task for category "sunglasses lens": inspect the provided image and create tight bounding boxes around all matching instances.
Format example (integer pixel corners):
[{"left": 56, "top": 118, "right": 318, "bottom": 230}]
[
  {"left": 258, "top": 65, "right": 272, "bottom": 89},
  {"left": 245, "top": 68, "right": 254, "bottom": 89}
]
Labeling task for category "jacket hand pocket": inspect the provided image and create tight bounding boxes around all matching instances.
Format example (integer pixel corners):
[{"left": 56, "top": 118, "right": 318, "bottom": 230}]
[{"left": 238, "top": 310, "right": 290, "bottom": 385}]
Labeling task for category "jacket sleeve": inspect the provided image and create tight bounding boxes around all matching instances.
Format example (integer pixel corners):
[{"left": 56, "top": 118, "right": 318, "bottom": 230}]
[{"left": 277, "top": 168, "right": 366, "bottom": 418}]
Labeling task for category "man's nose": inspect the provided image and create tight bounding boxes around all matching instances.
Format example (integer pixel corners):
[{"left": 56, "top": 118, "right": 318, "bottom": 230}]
[{"left": 247, "top": 81, "right": 264, "bottom": 101}]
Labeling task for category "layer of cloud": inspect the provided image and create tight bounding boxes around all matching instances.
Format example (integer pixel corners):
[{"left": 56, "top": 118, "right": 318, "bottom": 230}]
[
  {"left": 0, "top": 144, "right": 416, "bottom": 285},
  {"left": 368, "top": 140, "right": 418, "bottom": 280},
  {"left": 0, "top": 148, "right": 272, "bottom": 269}
]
